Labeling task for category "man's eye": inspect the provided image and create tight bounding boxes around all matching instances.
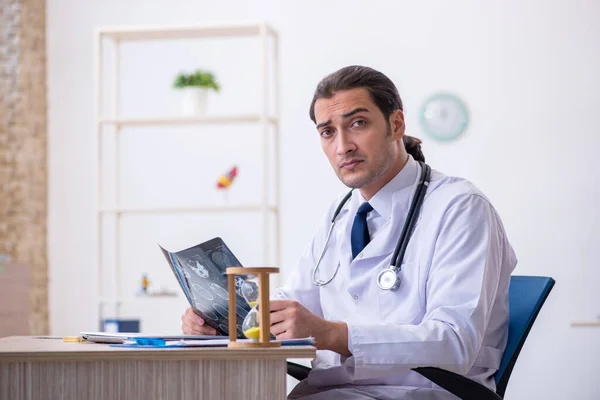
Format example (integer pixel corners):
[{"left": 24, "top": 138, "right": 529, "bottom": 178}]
[
  {"left": 353, "top": 120, "right": 366, "bottom": 127},
  {"left": 320, "top": 129, "right": 332, "bottom": 137}
]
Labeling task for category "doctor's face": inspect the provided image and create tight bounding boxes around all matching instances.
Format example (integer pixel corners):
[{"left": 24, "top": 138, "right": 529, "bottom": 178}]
[{"left": 314, "top": 88, "right": 405, "bottom": 197}]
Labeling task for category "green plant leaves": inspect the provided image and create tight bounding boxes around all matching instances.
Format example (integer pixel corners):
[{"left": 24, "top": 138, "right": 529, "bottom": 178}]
[{"left": 173, "top": 69, "right": 220, "bottom": 91}]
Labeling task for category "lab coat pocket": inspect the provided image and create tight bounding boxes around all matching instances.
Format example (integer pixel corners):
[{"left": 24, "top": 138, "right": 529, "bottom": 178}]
[{"left": 378, "top": 260, "right": 423, "bottom": 325}]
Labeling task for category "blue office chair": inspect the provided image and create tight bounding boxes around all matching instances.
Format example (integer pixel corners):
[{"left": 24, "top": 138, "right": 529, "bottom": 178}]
[{"left": 287, "top": 275, "right": 555, "bottom": 400}]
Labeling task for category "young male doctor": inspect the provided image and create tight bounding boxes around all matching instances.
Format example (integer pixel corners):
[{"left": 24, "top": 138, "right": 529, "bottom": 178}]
[{"left": 181, "top": 65, "right": 517, "bottom": 399}]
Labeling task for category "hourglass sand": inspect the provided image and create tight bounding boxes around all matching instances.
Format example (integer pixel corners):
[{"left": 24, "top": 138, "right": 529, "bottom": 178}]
[
  {"left": 226, "top": 267, "right": 281, "bottom": 348},
  {"left": 240, "top": 274, "right": 261, "bottom": 340}
]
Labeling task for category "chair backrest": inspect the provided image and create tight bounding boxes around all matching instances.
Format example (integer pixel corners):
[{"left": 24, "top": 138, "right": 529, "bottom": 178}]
[{"left": 494, "top": 275, "right": 555, "bottom": 397}]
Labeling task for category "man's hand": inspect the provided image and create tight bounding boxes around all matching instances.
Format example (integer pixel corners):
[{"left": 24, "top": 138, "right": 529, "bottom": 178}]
[
  {"left": 269, "top": 300, "right": 350, "bottom": 357},
  {"left": 181, "top": 307, "right": 218, "bottom": 335}
]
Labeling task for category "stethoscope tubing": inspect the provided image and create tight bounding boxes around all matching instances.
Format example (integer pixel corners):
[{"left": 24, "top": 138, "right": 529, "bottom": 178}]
[{"left": 312, "top": 161, "right": 431, "bottom": 290}]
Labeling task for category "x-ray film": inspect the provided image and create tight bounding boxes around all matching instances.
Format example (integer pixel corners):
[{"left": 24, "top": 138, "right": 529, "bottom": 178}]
[{"left": 159, "top": 237, "right": 251, "bottom": 338}]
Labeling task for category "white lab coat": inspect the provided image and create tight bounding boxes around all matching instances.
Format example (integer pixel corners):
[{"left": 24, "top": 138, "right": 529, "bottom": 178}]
[{"left": 277, "top": 155, "right": 517, "bottom": 400}]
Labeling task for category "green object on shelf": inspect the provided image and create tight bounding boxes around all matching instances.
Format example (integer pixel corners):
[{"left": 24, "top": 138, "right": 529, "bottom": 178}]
[{"left": 173, "top": 69, "right": 220, "bottom": 92}]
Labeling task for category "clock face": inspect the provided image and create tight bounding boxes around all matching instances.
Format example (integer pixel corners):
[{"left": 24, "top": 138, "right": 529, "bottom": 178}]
[{"left": 419, "top": 93, "right": 468, "bottom": 141}]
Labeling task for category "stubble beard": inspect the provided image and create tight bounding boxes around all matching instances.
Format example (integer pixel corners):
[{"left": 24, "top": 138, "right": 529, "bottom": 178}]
[{"left": 340, "top": 153, "right": 393, "bottom": 189}]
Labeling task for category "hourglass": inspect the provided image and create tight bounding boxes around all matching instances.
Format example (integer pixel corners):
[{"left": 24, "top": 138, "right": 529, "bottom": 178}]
[
  {"left": 240, "top": 274, "right": 260, "bottom": 340},
  {"left": 226, "top": 267, "right": 280, "bottom": 348}
]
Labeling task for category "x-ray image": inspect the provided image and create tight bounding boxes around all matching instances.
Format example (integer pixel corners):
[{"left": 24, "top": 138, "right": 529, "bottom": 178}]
[
  {"left": 159, "top": 237, "right": 252, "bottom": 338},
  {"left": 187, "top": 255, "right": 210, "bottom": 279}
]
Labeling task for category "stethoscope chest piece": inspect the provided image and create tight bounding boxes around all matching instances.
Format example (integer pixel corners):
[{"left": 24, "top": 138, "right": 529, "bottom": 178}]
[{"left": 377, "top": 268, "right": 401, "bottom": 291}]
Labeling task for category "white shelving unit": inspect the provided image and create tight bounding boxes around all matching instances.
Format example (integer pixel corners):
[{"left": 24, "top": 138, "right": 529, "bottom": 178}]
[{"left": 94, "top": 22, "right": 280, "bottom": 329}]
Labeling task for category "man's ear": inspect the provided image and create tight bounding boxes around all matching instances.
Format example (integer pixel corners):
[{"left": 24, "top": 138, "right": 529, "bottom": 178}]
[{"left": 389, "top": 109, "right": 405, "bottom": 140}]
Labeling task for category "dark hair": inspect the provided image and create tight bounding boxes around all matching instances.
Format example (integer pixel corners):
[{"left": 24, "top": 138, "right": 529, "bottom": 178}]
[{"left": 309, "top": 65, "right": 425, "bottom": 162}]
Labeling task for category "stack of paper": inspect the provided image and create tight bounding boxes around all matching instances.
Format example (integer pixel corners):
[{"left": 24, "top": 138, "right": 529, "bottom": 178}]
[
  {"left": 148, "top": 337, "right": 315, "bottom": 347},
  {"left": 80, "top": 332, "right": 221, "bottom": 344},
  {"left": 110, "top": 337, "right": 315, "bottom": 348},
  {"left": 80, "top": 332, "right": 315, "bottom": 348}
]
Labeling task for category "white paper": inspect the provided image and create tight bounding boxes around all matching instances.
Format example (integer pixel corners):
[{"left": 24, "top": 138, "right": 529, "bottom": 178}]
[
  {"left": 81, "top": 331, "right": 222, "bottom": 343},
  {"left": 160, "top": 337, "right": 315, "bottom": 347}
]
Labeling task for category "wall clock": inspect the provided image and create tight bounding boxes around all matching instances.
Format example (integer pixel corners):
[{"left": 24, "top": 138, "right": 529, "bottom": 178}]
[{"left": 419, "top": 92, "right": 469, "bottom": 142}]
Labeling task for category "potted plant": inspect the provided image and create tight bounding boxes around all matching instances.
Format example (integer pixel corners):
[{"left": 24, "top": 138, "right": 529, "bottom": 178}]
[{"left": 173, "top": 69, "right": 220, "bottom": 115}]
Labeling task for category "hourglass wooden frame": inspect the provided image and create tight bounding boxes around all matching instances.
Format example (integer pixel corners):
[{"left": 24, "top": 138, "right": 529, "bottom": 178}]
[{"left": 226, "top": 267, "right": 281, "bottom": 348}]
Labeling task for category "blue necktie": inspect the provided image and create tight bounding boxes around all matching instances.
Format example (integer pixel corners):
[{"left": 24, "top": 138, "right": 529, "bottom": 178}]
[{"left": 351, "top": 202, "right": 373, "bottom": 259}]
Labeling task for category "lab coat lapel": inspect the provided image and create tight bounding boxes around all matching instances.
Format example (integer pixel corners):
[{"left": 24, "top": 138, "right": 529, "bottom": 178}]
[
  {"left": 337, "top": 208, "right": 354, "bottom": 269},
  {"left": 357, "top": 188, "right": 413, "bottom": 262}
]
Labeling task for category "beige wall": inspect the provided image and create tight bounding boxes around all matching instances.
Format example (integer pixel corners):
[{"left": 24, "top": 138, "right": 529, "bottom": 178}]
[{"left": 0, "top": 0, "right": 48, "bottom": 335}]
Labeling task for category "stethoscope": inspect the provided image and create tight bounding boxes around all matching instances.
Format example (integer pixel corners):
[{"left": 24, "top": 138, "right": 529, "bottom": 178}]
[{"left": 312, "top": 161, "right": 431, "bottom": 291}]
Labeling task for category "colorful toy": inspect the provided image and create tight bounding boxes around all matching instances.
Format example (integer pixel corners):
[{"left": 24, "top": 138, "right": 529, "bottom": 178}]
[
  {"left": 141, "top": 274, "right": 150, "bottom": 293},
  {"left": 217, "top": 166, "right": 238, "bottom": 189}
]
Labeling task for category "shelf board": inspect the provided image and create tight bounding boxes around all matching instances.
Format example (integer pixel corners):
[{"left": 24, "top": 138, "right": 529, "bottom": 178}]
[
  {"left": 98, "top": 22, "right": 277, "bottom": 42},
  {"left": 99, "top": 205, "right": 278, "bottom": 215},
  {"left": 98, "top": 296, "right": 181, "bottom": 304},
  {"left": 99, "top": 114, "right": 278, "bottom": 127},
  {"left": 136, "top": 294, "right": 178, "bottom": 298},
  {"left": 570, "top": 321, "right": 600, "bottom": 328}
]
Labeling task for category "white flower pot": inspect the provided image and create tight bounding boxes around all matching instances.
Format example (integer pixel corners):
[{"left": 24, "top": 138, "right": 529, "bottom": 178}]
[{"left": 180, "top": 87, "right": 209, "bottom": 115}]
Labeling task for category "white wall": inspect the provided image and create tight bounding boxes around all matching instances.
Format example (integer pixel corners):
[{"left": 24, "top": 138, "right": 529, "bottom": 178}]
[{"left": 47, "top": 0, "right": 600, "bottom": 399}]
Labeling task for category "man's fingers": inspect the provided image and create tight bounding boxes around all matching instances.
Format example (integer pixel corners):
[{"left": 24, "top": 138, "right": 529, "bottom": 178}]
[
  {"left": 274, "top": 328, "right": 292, "bottom": 341},
  {"left": 269, "top": 301, "right": 302, "bottom": 338},
  {"left": 269, "top": 309, "right": 287, "bottom": 325},
  {"left": 182, "top": 321, "right": 196, "bottom": 335},
  {"left": 185, "top": 308, "right": 206, "bottom": 326},
  {"left": 182, "top": 320, "right": 199, "bottom": 334},
  {"left": 194, "top": 322, "right": 217, "bottom": 335},
  {"left": 181, "top": 308, "right": 217, "bottom": 335},
  {"left": 182, "top": 320, "right": 217, "bottom": 335},
  {"left": 270, "top": 321, "right": 288, "bottom": 337},
  {"left": 269, "top": 300, "right": 292, "bottom": 312}
]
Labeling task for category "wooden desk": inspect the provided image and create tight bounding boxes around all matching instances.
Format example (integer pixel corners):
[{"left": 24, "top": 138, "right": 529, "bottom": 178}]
[{"left": 0, "top": 336, "right": 316, "bottom": 399}]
